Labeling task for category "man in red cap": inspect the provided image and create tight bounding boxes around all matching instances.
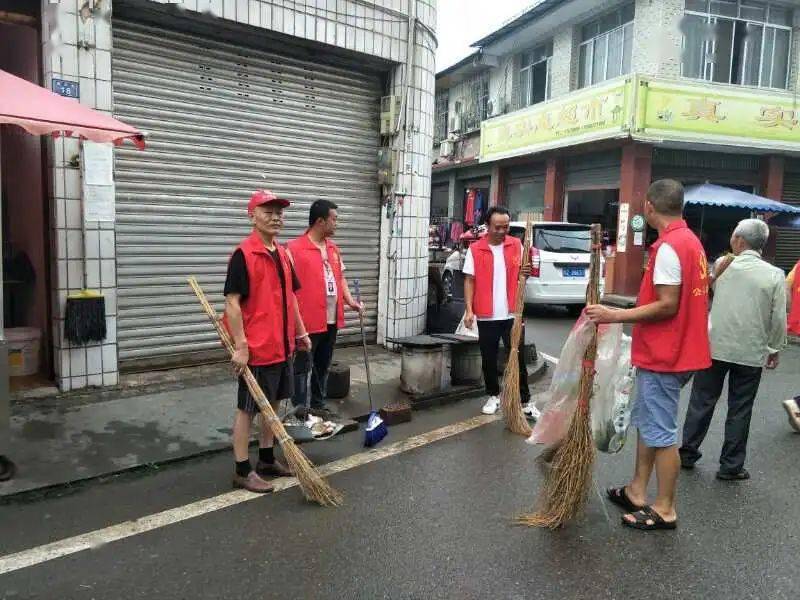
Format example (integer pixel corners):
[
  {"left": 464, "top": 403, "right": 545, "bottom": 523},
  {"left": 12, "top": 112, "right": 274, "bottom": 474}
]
[
  {"left": 224, "top": 190, "right": 311, "bottom": 493},
  {"left": 288, "top": 199, "right": 364, "bottom": 418}
]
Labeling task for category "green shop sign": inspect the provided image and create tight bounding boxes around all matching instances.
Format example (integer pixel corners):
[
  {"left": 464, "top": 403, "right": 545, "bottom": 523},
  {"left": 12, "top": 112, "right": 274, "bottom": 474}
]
[
  {"left": 480, "top": 78, "right": 633, "bottom": 162},
  {"left": 479, "top": 75, "right": 800, "bottom": 163},
  {"left": 634, "top": 76, "right": 800, "bottom": 151}
]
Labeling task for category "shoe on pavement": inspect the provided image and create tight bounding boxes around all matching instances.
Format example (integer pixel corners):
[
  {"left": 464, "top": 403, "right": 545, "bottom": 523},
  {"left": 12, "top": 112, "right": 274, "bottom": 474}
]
[
  {"left": 256, "top": 459, "right": 293, "bottom": 478},
  {"left": 232, "top": 471, "right": 274, "bottom": 493},
  {"left": 716, "top": 469, "right": 750, "bottom": 481},
  {"left": 522, "top": 401, "right": 541, "bottom": 421},
  {"left": 782, "top": 399, "right": 800, "bottom": 432},
  {"left": 482, "top": 396, "right": 500, "bottom": 415}
]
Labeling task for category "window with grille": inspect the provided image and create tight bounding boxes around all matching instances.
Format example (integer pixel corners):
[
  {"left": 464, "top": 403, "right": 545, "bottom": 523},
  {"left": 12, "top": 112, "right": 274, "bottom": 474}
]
[
  {"left": 462, "top": 73, "right": 490, "bottom": 132},
  {"left": 434, "top": 91, "right": 449, "bottom": 143},
  {"left": 682, "top": 1, "right": 792, "bottom": 89},
  {"left": 518, "top": 42, "right": 553, "bottom": 109},
  {"left": 578, "top": 3, "right": 635, "bottom": 89}
]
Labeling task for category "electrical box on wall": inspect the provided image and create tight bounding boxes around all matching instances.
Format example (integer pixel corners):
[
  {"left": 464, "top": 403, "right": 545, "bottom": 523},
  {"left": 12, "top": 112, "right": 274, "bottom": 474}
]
[
  {"left": 439, "top": 139, "right": 454, "bottom": 158},
  {"left": 380, "top": 95, "right": 400, "bottom": 135},
  {"left": 377, "top": 147, "right": 396, "bottom": 185}
]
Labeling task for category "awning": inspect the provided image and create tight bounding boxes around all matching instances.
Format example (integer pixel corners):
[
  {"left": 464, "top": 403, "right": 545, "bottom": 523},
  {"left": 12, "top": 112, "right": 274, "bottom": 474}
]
[
  {"left": 0, "top": 69, "right": 144, "bottom": 148},
  {"left": 684, "top": 184, "right": 800, "bottom": 214}
]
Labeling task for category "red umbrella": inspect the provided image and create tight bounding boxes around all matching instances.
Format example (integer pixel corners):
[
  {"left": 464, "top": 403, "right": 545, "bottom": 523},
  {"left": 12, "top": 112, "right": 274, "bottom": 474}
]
[{"left": 0, "top": 68, "right": 145, "bottom": 148}]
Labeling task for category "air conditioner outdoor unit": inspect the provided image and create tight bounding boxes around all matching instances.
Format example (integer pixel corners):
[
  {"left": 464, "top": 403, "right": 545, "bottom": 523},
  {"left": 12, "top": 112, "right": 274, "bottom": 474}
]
[
  {"left": 380, "top": 95, "right": 401, "bottom": 135},
  {"left": 439, "top": 139, "right": 455, "bottom": 158}
]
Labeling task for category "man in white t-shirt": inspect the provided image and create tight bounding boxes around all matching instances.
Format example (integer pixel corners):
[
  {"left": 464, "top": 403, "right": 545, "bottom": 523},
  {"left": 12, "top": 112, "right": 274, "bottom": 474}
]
[{"left": 463, "top": 206, "right": 538, "bottom": 418}]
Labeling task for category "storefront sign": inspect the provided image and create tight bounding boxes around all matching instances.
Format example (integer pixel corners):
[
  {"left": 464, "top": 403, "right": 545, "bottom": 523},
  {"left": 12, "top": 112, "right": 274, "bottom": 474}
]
[
  {"left": 616, "top": 203, "right": 630, "bottom": 253},
  {"left": 635, "top": 77, "right": 800, "bottom": 151},
  {"left": 480, "top": 79, "right": 633, "bottom": 162}
]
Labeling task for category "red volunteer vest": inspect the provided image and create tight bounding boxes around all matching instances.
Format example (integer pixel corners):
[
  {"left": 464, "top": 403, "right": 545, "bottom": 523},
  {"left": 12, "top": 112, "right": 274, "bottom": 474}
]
[
  {"left": 287, "top": 234, "right": 346, "bottom": 334},
  {"left": 788, "top": 260, "right": 800, "bottom": 336},
  {"left": 631, "top": 220, "right": 711, "bottom": 373},
  {"left": 224, "top": 231, "right": 296, "bottom": 366},
  {"left": 470, "top": 235, "right": 522, "bottom": 319}
]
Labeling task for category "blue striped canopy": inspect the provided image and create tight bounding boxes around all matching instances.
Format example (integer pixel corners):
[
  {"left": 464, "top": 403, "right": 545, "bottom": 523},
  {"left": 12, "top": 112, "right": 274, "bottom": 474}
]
[{"left": 684, "top": 184, "right": 800, "bottom": 214}]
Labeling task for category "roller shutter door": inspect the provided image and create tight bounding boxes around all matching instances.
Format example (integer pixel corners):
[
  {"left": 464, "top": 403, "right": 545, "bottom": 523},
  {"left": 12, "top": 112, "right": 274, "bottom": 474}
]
[
  {"left": 565, "top": 150, "right": 621, "bottom": 190},
  {"left": 776, "top": 167, "right": 800, "bottom": 273},
  {"left": 112, "top": 19, "right": 381, "bottom": 367}
]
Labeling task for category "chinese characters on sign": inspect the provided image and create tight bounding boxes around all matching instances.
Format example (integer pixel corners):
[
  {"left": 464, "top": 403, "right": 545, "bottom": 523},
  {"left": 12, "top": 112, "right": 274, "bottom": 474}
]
[{"left": 480, "top": 80, "right": 629, "bottom": 161}]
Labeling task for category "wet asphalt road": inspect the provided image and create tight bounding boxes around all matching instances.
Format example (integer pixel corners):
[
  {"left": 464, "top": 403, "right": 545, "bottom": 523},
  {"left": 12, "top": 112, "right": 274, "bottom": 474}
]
[{"left": 1, "top": 314, "right": 799, "bottom": 600}]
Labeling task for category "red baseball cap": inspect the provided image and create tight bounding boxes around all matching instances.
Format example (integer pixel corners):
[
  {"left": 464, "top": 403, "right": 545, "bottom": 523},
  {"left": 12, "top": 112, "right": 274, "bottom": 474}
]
[{"left": 247, "top": 189, "right": 290, "bottom": 215}]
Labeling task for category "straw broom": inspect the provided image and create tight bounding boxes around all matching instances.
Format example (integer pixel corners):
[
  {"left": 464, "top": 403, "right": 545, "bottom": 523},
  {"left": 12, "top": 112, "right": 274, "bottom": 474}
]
[
  {"left": 517, "top": 224, "right": 602, "bottom": 528},
  {"left": 188, "top": 277, "right": 343, "bottom": 507},
  {"left": 500, "top": 221, "right": 534, "bottom": 437}
]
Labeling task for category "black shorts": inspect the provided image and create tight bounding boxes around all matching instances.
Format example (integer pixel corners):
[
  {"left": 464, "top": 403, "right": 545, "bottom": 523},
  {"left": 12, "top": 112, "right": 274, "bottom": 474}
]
[{"left": 237, "top": 359, "right": 294, "bottom": 414}]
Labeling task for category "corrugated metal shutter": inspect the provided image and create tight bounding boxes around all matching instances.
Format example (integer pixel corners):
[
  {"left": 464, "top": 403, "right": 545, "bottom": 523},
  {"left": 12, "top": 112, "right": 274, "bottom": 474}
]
[
  {"left": 776, "top": 161, "right": 800, "bottom": 273},
  {"left": 112, "top": 19, "right": 381, "bottom": 368},
  {"left": 651, "top": 149, "right": 760, "bottom": 185},
  {"left": 565, "top": 150, "right": 621, "bottom": 190}
]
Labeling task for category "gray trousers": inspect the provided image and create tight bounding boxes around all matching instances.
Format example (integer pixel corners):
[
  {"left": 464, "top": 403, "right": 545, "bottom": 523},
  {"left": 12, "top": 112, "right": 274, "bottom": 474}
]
[{"left": 679, "top": 359, "right": 763, "bottom": 475}]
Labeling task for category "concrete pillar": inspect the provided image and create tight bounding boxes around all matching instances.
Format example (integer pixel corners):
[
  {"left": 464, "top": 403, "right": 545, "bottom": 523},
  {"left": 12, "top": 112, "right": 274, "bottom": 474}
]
[
  {"left": 544, "top": 157, "right": 565, "bottom": 221},
  {"left": 761, "top": 155, "right": 785, "bottom": 262},
  {"left": 613, "top": 143, "right": 653, "bottom": 297},
  {"left": 489, "top": 164, "right": 504, "bottom": 207}
]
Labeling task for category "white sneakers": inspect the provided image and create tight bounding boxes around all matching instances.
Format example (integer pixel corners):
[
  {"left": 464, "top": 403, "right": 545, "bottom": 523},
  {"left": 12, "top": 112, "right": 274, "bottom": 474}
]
[
  {"left": 523, "top": 401, "right": 541, "bottom": 421},
  {"left": 782, "top": 399, "right": 800, "bottom": 432},
  {"left": 481, "top": 396, "right": 500, "bottom": 415},
  {"left": 481, "top": 395, "right": 541, "bottom": 421}
]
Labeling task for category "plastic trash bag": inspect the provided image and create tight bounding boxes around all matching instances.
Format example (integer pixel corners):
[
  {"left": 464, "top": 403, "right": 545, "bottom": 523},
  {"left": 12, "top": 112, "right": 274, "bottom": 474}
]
[
  {"left": 455, "top": 314, "right": 479, "bottom": 339},
  {"left": 527, "top": 314, "right": 633, "bottom": 453}
]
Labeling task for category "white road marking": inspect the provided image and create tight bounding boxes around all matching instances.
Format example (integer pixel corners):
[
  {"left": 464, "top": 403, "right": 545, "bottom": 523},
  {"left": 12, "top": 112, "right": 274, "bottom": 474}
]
[
  {"left": 539, "top": 352, "right": 560, "bottom": 365},
  {"left": 0, "top": 414, "right": 499, "bottom": 576}
]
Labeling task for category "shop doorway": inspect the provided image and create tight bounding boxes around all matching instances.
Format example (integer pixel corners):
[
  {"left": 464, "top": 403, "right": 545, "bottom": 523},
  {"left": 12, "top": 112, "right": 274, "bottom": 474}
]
[
  {"left": 1, "top": 16, "right": 53, "bottom": 394},
  {"left": 565, "top": 189, "right": 619, "bottom": 248}
]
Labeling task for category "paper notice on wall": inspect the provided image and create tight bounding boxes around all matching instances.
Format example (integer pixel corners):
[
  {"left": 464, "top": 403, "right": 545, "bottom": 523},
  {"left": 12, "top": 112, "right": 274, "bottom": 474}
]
[
  {"left": 634, "top": 231, "right": 644, "bottom": 246},
  {"left": 84, "top": 184, "right": 115, "bottom": 223},
  {"left": 82, "top": 141, "right": 114, "bottom": 186},
  {"left": 616, "top": 203, "right": 630, "bottom": 253}
]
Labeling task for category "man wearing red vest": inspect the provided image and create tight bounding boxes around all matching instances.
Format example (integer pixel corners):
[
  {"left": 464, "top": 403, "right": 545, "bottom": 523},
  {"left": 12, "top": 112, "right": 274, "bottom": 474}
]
[
  {"left": 587, "top": 179, "right": 711, "bottom": 531},
  {"left": 783, "top": 261, "right": 800, "bottom": 431},
  {"left": 464, "top": 206, "right": 538, "bottom": 418},
  {"left": 224, "top": 190, "right": 311, "bottom": 493},
  {"left": 288, "top": 200, "right": 363, "bottom": 418}
]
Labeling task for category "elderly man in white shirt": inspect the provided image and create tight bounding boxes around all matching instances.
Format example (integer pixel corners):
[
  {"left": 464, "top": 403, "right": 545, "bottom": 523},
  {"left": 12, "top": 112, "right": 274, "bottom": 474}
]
[{"left": 679, "top": 219, "right": 787, "bottom": 481}]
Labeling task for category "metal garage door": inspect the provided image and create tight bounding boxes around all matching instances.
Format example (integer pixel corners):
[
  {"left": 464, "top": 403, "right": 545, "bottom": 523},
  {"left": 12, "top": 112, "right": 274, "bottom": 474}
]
[
  {"left": 112, "top": 19, "right": 381, "bottom": 367},
  {"left": 776, "top": 166, "right": 800, "bottom": 273}
]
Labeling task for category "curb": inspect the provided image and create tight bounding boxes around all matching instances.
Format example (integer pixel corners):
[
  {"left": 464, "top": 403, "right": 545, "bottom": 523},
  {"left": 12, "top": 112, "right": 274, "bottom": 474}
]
[{"left": 1, "top": 355, "right": 550, "bottom": 500}]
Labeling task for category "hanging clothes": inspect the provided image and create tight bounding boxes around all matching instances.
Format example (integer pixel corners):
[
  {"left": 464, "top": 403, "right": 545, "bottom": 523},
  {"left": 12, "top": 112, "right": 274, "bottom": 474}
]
[
  {"left": 450, "top": 221, "right": 464, "bottom": 242},
  {"left": 464, "top": 189, "right": 476, "bottom": 226},
  {"left": 474, "top": 189, "right": 486, "bottom": 225}
]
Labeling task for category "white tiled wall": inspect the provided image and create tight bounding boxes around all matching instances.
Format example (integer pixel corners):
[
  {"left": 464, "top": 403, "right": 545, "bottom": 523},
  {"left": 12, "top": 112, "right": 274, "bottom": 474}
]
[
  {"left": 42, "top": 0, "right": 435, "bottom": 388},
  {"left": 43, "top": 0, "right": 118, "bottom": 392}
]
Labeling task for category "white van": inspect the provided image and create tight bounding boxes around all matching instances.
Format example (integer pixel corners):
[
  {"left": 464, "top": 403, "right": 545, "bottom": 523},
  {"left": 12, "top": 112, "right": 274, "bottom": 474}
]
[
  {"left": 441, "top": 221, "right": 602, "bottom": 313},
  {"left": 510, "top": 221, "right": 603, "bottom": 315}
]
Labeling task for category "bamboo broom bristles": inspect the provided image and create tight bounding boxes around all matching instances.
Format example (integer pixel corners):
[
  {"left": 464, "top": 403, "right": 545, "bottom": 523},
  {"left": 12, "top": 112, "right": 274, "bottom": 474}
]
[
  {"left": 501, "top": 221, "right": 534, "bottom": 437},
  {"left": 188, "top": 277, "right": 343, "bottom": 507},
  {"left": 517, "top": 224, "right": 603, "bottom": 528}
]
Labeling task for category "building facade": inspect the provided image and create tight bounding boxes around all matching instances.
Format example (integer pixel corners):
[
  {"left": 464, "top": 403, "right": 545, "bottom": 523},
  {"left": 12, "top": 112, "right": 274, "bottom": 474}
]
[
  {"left": 432, "top": 0, "right": 800, "bottom": 297},
  {"left": 0, "top": 0, "right": 436, "bottom": 395}
]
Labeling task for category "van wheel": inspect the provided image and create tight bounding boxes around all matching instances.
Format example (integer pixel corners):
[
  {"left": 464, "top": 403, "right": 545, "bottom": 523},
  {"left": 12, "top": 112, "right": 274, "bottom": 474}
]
[{"left": 567, "top": 304, "right": 585, "bottom": 317}]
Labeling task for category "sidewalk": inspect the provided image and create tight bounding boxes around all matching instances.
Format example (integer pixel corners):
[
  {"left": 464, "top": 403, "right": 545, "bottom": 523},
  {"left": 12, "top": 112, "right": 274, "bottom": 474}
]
[{"left": 0, "top": 346, "right": 546, "bottom": 498}]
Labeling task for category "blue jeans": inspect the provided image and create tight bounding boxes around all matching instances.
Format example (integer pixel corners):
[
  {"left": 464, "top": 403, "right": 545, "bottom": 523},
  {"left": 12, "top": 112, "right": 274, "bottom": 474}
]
[{"left": 292, "top": 325, "right": 337, "bottom": 409}]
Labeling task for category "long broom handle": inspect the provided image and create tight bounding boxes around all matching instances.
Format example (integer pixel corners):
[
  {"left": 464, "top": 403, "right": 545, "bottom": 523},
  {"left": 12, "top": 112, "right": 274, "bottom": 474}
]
[
  {"left": 353, "top": 279, "right": 374, "bottom": 411},
  {"left": 513, "top": 221, "right": 533, "bottom": 316},
  {"left": 188, "top": 277, "right": 290, "bottom": 445}
]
